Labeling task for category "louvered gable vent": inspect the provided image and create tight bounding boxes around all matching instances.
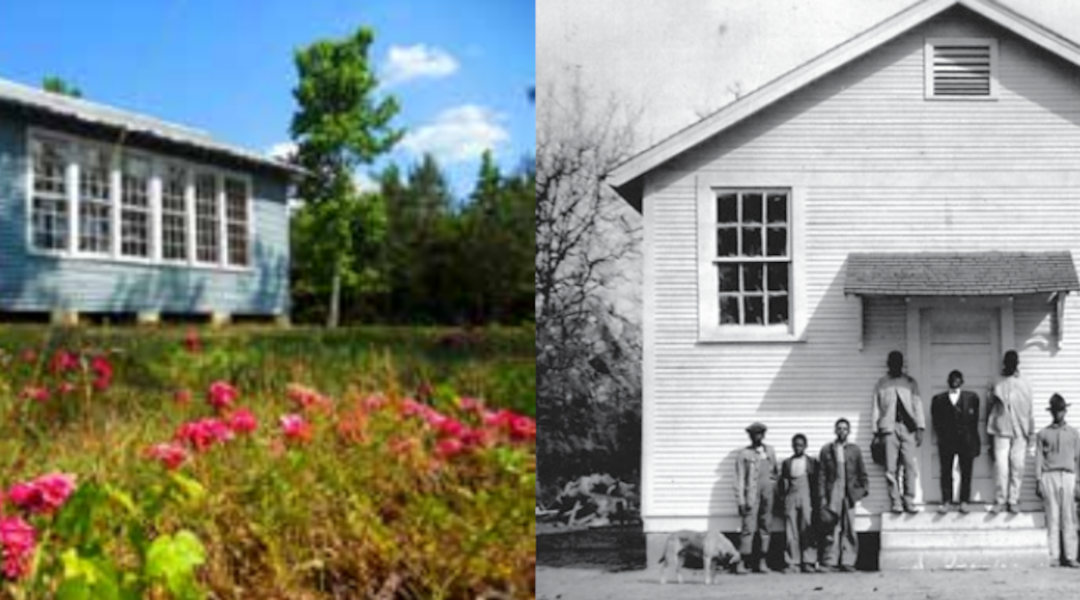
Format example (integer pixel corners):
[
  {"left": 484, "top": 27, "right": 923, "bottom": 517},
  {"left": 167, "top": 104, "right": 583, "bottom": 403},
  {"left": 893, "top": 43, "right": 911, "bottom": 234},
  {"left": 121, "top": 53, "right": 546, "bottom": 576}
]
[{"left": 925, "top": 38, "right": 998, "bottom": 99}]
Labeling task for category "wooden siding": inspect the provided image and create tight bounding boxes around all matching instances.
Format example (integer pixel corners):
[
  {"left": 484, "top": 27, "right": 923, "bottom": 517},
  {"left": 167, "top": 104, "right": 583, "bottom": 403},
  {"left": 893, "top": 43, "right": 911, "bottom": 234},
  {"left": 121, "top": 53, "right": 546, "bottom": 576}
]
[
  {"left": 642, "top": 7, "right": 1080, "bottom": 532},
  {"left": 0, "top": 109, "right": 289, "bottom": 315}
]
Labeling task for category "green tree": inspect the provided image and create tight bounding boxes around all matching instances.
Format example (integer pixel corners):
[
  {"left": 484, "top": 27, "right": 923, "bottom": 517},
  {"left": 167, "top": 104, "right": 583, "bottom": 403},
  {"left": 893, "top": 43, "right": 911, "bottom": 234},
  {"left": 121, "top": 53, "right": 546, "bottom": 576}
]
[
  {"left": 290, "top": 27, "right": 402, "bottom": 327},
  {"left": 42, "top": 76, "right": 82, "bottom": 98}
]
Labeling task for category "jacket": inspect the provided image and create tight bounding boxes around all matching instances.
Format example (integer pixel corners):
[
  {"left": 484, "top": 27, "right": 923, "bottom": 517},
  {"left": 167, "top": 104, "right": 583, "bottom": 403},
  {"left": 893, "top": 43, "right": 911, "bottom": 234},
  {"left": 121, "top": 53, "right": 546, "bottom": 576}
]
[
  {"left": 778, "top": 454, "right": 819, "bottom": 514},
  {"left": 733, "top": 444, "right": 778, "bottom": 506},
  {"left": 986, "top": 374, "right": 1035, "bottom": 440},
  {"left": 872, "top": 373, "right": 925, "bottom": 433},
  {"left": 816, "top": 441, "right": 869, "bottom": 510},
  {"left": 931, "top": 390, "right": 981, "bottom": 458}
]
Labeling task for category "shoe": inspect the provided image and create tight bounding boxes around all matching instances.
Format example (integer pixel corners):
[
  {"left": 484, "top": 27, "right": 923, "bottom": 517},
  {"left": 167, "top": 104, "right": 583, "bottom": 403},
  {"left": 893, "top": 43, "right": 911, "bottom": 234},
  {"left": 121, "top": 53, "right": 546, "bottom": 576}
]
[
  {"left": 903, "top": 503, "right": 921, "bottom": 514},
  {"left": 937, "top": 503, "right": 951, "bottom": 514},
  {"left": 989, "top": 503, "right": 1006, "bottom": 514},
  {"left": 1007, "top": 504, "right": 1020, "bottom": 514},
  {"left": 959, "top": 503, "right": 970, "bottom": 514},
  {"left": 734, "top": 562, "right": 749, "bottom": 575},
  {"left": 1064, "top": 560, "right": 1080, "bottom": 569},
  {"left": 800, "top": 564, "right": 816, "bottom": 574},
  {"left": 890, "top": 504, "right": 904, "bottom": 514},
  {"left": 837, "top": 565, "right": 856, "bottom": 573},
  {"left": 755, "top": 563, "right": 775, "bottom": 574}
]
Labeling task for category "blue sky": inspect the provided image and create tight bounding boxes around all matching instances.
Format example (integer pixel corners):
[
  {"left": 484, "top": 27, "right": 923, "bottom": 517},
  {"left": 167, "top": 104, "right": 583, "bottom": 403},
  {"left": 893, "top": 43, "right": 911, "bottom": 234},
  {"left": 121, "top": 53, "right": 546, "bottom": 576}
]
[{"left": 0, "top": 0, "right": 535, "bottom": 198}]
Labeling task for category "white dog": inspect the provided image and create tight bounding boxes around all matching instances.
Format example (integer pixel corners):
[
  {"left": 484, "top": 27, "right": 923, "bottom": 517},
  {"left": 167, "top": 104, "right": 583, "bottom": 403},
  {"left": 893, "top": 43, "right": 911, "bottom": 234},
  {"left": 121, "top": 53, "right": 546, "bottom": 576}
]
[{"left": 658, "top": 530, "right": 741, "bottom": 584}]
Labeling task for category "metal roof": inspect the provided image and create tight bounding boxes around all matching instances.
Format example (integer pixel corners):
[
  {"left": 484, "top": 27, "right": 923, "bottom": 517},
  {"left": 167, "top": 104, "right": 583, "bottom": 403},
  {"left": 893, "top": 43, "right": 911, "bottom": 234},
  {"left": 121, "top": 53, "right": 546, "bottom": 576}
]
[
  {"left": 0, "top": 77, "right": 303, "bottom": 177},
  {"left": 844, "top": 251, "right": 1080, "bottom": 296}
]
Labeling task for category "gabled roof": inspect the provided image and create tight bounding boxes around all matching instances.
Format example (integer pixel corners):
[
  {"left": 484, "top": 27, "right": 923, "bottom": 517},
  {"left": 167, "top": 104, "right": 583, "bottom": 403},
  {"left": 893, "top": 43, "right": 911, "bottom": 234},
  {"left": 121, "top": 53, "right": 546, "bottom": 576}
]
[
  {"left": 844, "top": 251, "right": 1080, "bottom": 296},
  {"left": 0, "top": 77, "right": 304, "bottom": 177},
  {"left": 609, "top": 0, "right": 1080, "bottom": 210}
]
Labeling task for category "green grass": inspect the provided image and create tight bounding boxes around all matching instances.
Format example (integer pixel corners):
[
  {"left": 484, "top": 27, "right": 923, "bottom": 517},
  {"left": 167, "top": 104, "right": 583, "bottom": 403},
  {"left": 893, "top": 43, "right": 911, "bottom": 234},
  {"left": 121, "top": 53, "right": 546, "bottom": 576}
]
[{"left": 0, "top": 325, "right": 535, "bottom": 599}]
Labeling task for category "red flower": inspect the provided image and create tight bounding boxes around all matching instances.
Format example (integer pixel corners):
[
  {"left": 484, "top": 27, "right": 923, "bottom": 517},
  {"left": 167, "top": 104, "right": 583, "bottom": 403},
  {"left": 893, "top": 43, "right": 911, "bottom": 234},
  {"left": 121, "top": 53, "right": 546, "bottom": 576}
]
[
  {"left": 145, "top": 442, "right": 189, "bottom": 470},
  {"left": 226, "top": 408, "right": 258, "bottom": 435},
  {"left": 0, "top": 516, "right": 35, "bottom": 580},
  {"left": 458, "top": 396, "right": 485, "bottom": 413},
  {"left": 183, "top": 328, "right": 202, "bottom": 354},
  {"left": 20, "top": 386, "right": 49, "bottom": 402},
  {"left": 58, "top": 382, "right": 76, "bottom": 395},
  {"left": 8, "top": 473, "right": 77, "bottom": 516},
  {"left": 279, "top": 413, "right": 312, "bottom": 444},
  {"left": 286, "top": 384, "right": 332, "bottom": 413},
  {"left": 437, "top": 417, "right": 466, "bottom": 439},
  {"left": 207, "top": 381, "right": 239, "bottom": 413},
  {"left": 50, "top": 350, "right": 79, "bottom": 374},
  {"left": 174, "top": 389, "right": 192, "bottom": 405},
  {"left": 175, "top": 418, "right": 234, "bottom": 452},
  {"left": 90, "top": 356, "right": 113, "bottom": 391},
  {"left": 435, "top": 437, "right": 465, "bottom": 459}
]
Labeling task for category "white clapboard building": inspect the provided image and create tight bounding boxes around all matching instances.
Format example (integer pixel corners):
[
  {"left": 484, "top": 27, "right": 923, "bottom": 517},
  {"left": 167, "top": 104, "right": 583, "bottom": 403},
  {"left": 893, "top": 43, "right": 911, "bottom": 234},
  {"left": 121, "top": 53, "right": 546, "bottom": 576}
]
[{"left": 610, "top": 0, "right": 1080, "bottom": 568}]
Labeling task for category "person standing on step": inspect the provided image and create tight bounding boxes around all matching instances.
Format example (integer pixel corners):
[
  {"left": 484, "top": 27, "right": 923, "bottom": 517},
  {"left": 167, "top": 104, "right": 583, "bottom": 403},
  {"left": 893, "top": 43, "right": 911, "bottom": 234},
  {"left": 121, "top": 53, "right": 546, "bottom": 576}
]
[
  {"left": 733, "top": 422, "right": 779, "bottom": 574},
  {"left": 872, "top": 351, "right": 926, "bottom": 514},
  {"left": 779, "top": 433, "right": 819, "bottom": 573},
  {"left": 931, "top": 370, "right": 981, "bottom": 513},
  {"left": 1034, "top": 394, "right": 1080, "bottom": 568},
  {"left": 816, "top": 418, "right": 868, "bottom": 572},
  {"left": 987, "top": 350, "right": 1035, "bottom": 514}
]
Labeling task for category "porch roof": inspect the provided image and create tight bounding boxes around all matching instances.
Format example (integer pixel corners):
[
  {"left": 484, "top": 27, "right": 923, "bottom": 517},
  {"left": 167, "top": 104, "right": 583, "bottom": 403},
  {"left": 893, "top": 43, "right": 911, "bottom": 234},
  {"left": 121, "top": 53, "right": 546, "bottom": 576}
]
[{"left": 844, "top": 251, "right": 1080, "bottom": 296}]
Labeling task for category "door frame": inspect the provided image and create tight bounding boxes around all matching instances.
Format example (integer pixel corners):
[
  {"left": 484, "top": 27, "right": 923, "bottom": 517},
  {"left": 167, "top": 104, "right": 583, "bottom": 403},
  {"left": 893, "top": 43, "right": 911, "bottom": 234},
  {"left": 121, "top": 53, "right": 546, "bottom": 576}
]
[{"left": 905, "top": 296, "right": 1014, "bottom": 504}]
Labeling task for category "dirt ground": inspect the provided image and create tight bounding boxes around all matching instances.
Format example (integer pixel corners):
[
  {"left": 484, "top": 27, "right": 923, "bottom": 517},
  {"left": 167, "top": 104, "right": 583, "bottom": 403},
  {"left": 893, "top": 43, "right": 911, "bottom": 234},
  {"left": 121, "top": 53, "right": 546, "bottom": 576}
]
[{"left": 537, "top": 524, "right": 1080, "bottom": 600}]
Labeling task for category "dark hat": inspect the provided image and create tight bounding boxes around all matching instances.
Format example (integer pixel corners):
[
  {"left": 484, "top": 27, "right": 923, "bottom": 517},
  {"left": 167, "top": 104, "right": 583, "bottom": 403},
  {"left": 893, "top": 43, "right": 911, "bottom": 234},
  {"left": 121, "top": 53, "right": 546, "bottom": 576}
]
[
  {"left": 746, "top": 422, "right": 767, "bottom": 434},
  {"left": 1048, "top": 393, "right": 1070, "bottom": 412}
]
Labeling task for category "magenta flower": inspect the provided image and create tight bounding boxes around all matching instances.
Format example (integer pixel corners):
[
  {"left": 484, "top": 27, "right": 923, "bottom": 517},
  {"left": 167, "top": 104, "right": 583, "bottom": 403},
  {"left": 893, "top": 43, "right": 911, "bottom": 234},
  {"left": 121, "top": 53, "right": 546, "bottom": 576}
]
[
  {"left": 50, "top": 350, "right": 79, "bottom": 374},
  {"left": 435, "top": 437, "right": 465, "bottom": 459},
  {"left": 20, "top": 386, "right": 49, "bottom": 403},
  {"left": 8, "top": 472, "right": 77, "bottom": 516},
  {"left": 279, "top": 414, "right": 312, "bottom": 443},
  {"left": 207, "top": 381, "right": 239, "bottom": 413},
  {"left": 226, "top": 408, "right": 258, "bottom": 435},
  {"left": 146, "top": 442, "right": 189, "bottom": 470},
  {"left": 175, "top": 417, "right": 234, "bottom": 452},
  {"left": 0, "top": 516, "right": 35, "bottom": 580}
]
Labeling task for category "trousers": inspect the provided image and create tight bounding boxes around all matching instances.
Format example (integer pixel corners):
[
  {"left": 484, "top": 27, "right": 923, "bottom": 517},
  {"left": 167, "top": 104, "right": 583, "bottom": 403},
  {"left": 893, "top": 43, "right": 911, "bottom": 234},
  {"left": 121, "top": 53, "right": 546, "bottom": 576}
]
[{"left": 1040, "top": 471, "right": 1077, "bottom": 563}]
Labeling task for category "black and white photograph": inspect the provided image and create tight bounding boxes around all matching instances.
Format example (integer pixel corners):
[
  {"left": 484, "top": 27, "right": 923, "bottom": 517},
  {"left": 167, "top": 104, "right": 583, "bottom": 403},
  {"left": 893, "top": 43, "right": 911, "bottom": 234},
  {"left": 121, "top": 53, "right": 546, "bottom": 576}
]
[{"left": 538, "top": 1, "right": 1080, "bottom": 598}]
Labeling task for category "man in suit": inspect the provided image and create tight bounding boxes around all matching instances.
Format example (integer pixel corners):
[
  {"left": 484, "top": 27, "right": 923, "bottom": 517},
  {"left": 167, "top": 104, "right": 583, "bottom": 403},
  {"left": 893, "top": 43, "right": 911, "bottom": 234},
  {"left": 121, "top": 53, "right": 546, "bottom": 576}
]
[
  {"left": 733, "top": 422, "right": 779, "bottom": 574},
  {"left": 779, "top": 433, "right": 819, "bottom": 573},
  {"left": 872, "top": 351, "right": 926, "bottom": 514},
  {"left": 931, "top": 370, "right": 981, "bottom": 513},
  {"left": 816, "top": 418, "right": 869, "bottom": 572}
]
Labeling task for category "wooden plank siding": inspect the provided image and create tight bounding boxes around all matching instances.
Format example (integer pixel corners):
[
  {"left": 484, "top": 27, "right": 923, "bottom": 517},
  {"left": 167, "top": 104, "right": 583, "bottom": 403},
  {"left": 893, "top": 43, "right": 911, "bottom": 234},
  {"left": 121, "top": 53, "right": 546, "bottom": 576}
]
[
  {"left": 0, "top": 107, "right": 290, "bottom": 316},
  {"left": 641, "top": 7, "right": 1080, "bottom": 533}
]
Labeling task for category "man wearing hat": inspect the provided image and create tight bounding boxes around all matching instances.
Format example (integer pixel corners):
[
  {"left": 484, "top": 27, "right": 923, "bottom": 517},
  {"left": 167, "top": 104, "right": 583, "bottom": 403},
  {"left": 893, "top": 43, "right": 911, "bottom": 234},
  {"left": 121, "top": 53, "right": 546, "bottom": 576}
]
[
  {"left": 1034, "top": 394, "right": 1080, "bottom": 567},
  {"left": 734, "top": 421, "right": 778, "bottom": 573}
]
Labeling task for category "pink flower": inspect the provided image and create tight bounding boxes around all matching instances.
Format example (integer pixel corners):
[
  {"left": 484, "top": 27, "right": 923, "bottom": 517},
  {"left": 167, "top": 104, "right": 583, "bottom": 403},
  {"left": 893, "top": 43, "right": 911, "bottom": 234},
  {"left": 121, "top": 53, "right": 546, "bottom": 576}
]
[
  {"left": 437, "top": 418, "right": 466, "bottom": 439},
  {"left": 509, "top": 415, "right": 536, "bottom": 442},
  {"left": 19, "top": 349, "right": 37, "bottom": 365},
  {"left": 58, "top": 382, "right": 77, "bottom": 395},
  {"left": 183, "top": 328, "right": 202, "bottom": 354},
  {"left": 20, "top": 386, "right": 49, "bottom": 402},
  {"left": 174, "top": 389, "right": 192, "bottom": 405},
  {"left": 362, "top": 395, "right": 386, "bottom": 412},
  {"left": 0, "top": 516, "right": 36, "bottom": 580},
  {"left": 50, "top": 350, "right": 79, "bottom": 374},
  {"left": 146, "top": 442, "right": 189, "bottom": 470},
  {"left": 207, "top": 381, "right": 239, "bottom": 413},
  {"left": 226, "top": 408, "right": 258, "bottom": 435},
  {"left": 435, "top": 437, "right": 465, "bottom": 459},
  {"left": 90, "top": 356, "right": 113, "bottom": 391},
  {"left": 286, "top": 384, "right": 331, "bottom": 413},
  {"left": 7, "top": 473, "right": 77, "bottom": 516},
  {"left": 458, "top": 396, "right": 485, "bottom": 413},
  {"left": 175, "top": 418, "right": 234, "bottom": 452},
  {"left": 279, "top": 414, "right": 312, "bottom": 444}
]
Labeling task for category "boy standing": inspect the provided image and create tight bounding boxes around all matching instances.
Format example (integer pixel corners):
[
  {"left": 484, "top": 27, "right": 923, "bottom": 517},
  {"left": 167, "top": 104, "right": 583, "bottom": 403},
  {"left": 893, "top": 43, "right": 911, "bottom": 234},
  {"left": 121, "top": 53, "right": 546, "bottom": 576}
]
[
  {"left": 734, "top": 422, "right": 778, "bottom": 574},
  {"left": 1034, "top": 394, "right": 1080, "bottom": 567},
  {"left": 930, "top": 370, "right": 981, "bottom": 513},
  {"left": 779, "top": 433, "right": 819, "bottom": 573},
  {"left": 816, "top": 418, "right": 869, "bottom": 572}
]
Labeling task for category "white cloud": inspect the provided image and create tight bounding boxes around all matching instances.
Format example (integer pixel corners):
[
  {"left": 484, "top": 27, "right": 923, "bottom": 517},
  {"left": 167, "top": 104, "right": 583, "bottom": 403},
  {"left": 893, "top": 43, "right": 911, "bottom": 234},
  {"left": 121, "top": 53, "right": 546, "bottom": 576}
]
[
  {"left": 266, "top": 141, "right": 297, "bottom": 161},
  {"left": 400, "top": 105, "right": 509, "bottom": 164},
  {"left": 382, "top": 44, "right": 459, "bottom": 86}
]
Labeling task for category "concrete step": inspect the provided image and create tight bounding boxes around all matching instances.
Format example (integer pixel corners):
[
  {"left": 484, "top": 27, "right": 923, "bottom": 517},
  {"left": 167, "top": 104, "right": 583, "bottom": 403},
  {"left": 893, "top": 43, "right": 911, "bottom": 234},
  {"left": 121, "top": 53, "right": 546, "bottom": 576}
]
[
  {"left": 879, "top": 546, "right": 1050, "bottom": 570},
  {"left": 881, "top": 509, "right": 1045, "bottom": 531},
  {"left": 881, "top": 529, "right": 1046, "bottom": 549}
]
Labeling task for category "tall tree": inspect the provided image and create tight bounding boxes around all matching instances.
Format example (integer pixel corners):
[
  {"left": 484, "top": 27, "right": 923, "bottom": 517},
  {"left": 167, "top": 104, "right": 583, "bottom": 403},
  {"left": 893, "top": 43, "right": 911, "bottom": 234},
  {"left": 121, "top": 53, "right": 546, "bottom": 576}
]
[
  {"left": 42, "top": 76, "right": 82, "bottom": 98},
  {"left": 290, "top": 27, "right": 403, "bottom": 327}
]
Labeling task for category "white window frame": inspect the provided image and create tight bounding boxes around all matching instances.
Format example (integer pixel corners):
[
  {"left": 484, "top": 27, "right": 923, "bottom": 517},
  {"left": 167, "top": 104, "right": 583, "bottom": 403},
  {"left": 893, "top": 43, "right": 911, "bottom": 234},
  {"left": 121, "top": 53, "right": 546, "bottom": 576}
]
[
  {"left": 223, "top": 176, "right": 253, "bottom": 267},
  {"left": 924, "top": 38, "right": 999, "bottom": 101},
  {"left": 696, "top": 176, "right": 805, "bottom": 343},
  {"left": 25, "top": 126, "right": 255, "bottom": 273},
  {"left": 75, "top": 142, "right": 114, "bottom": 257},
  {"left": 159, "top": 162, "right": 191, "bottom": 265},
  {"left": 119, "top": 152, "right": 154, "bottom": 262}
]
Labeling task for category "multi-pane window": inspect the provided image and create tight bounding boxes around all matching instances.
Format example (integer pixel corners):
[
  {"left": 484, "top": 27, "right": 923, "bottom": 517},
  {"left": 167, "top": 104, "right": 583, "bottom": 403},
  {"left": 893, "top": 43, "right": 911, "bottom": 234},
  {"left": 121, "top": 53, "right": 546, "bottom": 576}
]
[
  {"left": 195, "top": 173, "right": 220, "bottom": 264},
  {"left": 79, "top": 146, "right": 112, "bottom": 254},
  {"left": 162, "top": 165, "right": 189, "bottom": 261},
  {"left": 120, "top": 155, "right": 152, "bottom": 258},
  {"left": 30, "top": 137, "right": 70, "bottom": 251},
  {"left": 224, "top": 178, "right": 249, "bottom": 266},
  {"left": 715, "top": 190, "right": 790, "bottom": 327}
]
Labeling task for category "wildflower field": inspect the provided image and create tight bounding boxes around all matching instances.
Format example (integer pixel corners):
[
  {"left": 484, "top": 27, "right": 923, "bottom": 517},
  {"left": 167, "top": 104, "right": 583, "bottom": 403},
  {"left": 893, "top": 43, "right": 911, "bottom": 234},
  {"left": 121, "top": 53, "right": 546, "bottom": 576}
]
[{"left": 0, "top": 325, "right": 535, "bottom": 599}]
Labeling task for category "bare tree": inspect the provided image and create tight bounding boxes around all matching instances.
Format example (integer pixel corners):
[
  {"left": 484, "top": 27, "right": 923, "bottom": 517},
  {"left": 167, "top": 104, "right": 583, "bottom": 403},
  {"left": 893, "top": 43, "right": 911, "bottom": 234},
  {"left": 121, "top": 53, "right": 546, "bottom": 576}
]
[{"left": 536, "top": 74, "right": 643, "bottom": 487}]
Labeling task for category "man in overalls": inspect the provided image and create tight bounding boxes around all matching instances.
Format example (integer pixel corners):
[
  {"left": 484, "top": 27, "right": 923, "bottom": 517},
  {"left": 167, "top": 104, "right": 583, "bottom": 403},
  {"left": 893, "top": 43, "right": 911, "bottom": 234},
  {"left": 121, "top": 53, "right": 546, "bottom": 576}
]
[{"left": 734, "top": 421, "right": 778, "bottom": 574}]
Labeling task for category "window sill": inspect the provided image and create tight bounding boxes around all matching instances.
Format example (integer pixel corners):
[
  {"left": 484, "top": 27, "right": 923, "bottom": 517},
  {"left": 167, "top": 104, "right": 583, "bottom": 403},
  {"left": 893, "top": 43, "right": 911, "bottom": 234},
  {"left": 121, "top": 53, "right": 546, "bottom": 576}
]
[
  {"left": 28, "top": 248, "right": 255, "bottom": 274},
  {"left": 697, "top": 327, "right": 806, "bottom": 344},
  {"left": 924, "top": 95, "right": 998, "bottom": 101}
]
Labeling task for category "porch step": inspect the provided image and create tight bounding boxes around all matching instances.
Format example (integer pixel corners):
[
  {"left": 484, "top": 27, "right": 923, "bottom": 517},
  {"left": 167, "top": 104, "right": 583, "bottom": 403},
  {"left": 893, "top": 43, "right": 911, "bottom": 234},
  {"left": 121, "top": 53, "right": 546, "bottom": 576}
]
[{"left": 879, "top": 509, "right": 1048, "bottom": 570}]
